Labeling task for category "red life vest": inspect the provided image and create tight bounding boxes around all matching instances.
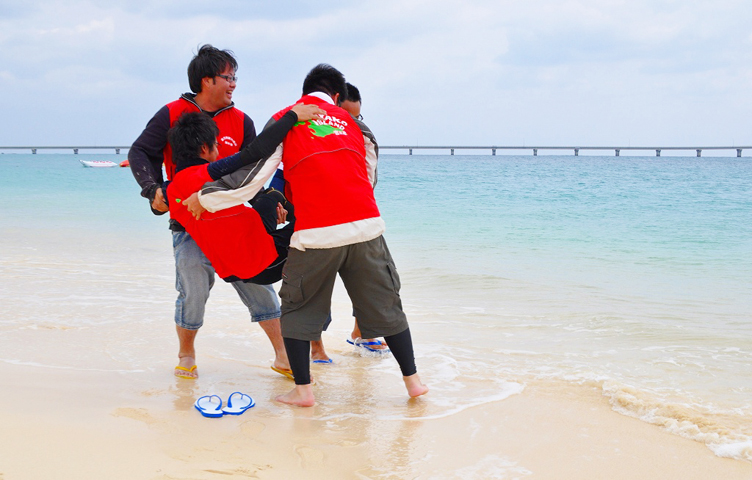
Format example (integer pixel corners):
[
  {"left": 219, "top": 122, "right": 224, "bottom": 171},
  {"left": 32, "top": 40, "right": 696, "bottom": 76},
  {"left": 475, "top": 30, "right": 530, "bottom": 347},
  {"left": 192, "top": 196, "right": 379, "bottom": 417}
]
[
  {"left": 167, "top": 163, "right": 277, "bottom": 280},
  {"left": 272, "top": 95, "right": 380, "bottom": 232},
  {"left": 163, "top": 98, "right": 246, "bottom": 180}
]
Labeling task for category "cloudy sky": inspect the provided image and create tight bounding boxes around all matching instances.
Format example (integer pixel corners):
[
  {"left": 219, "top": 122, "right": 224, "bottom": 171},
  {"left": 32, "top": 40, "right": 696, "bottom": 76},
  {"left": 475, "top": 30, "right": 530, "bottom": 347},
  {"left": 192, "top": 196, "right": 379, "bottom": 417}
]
[{"left": 2, "top": 0, "right": 751, "bottom": 150}]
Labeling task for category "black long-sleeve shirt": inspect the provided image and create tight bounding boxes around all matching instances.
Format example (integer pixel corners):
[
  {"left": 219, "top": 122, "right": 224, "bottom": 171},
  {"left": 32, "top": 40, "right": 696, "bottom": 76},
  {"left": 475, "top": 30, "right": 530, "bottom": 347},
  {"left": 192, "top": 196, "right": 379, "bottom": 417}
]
[{"left": 127, "top": 93, "right": 255, "bottom": 213}]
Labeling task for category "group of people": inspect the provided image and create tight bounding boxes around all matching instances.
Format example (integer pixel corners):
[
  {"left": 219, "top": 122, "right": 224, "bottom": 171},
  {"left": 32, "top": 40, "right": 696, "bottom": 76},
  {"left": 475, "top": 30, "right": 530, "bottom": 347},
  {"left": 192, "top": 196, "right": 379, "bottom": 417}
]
[{"left": 128, "top": 45, "right": 427, "bottom": 406}]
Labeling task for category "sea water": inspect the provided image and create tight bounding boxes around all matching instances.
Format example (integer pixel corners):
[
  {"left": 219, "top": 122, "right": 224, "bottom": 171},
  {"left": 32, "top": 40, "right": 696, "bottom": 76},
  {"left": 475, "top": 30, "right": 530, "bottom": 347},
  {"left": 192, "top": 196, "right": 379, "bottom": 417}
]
[{"left": 1, "top": 153, "right": 751, "bottom": 461}]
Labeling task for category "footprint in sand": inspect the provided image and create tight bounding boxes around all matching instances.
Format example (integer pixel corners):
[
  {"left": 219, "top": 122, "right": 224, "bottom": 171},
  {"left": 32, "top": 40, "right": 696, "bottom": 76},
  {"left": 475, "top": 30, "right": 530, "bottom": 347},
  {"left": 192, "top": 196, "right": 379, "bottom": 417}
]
[
  {"left": 295, "top": 445, "right": 325, "bottom": 469},
  {"left": 239, "top": 420, "right": 265, "bottom": 436},
  {"left": 140, "top": 388, "right": 167, "bottom": 397},
  {"left": 111, "top": 407, "right": 159, "bottom": 426},
  {"left": 111, "top": 407, "right": 178, "bottom": 434}
]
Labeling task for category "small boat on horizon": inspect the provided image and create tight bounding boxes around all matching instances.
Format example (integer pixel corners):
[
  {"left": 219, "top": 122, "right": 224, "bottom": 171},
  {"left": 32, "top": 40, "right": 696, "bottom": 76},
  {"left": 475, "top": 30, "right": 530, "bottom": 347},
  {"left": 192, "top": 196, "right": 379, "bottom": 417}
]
[{"left": 79, "top": 159, "right": 118, "bottom": 168}]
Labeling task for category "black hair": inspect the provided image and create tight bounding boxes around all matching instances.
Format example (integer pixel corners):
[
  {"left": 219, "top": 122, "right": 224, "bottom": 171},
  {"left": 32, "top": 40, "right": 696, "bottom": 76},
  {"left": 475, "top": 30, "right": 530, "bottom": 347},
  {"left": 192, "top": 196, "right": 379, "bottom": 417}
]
[
  {"left": 344, "top": 82, "right": 361, "bottom": 103},
  {"left": 168, "top": 112, "right": 219, "bottom": 165},
  {"left": 301, "top": 63, "right": 347, "bottom": 101},
  {"left": 187, "top": 44, "right": 238, "bottom": 94}
]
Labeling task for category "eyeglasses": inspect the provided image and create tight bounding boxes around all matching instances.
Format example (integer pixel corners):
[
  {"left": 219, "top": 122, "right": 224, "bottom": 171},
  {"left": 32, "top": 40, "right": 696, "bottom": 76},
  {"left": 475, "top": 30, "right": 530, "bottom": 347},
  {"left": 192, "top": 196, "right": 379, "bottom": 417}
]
[
  {"left": 357, "top": 114, "right": 363, "bottom": 120},
  {"left": 217, "top": 74, "right": 238, "bottom": 83}
]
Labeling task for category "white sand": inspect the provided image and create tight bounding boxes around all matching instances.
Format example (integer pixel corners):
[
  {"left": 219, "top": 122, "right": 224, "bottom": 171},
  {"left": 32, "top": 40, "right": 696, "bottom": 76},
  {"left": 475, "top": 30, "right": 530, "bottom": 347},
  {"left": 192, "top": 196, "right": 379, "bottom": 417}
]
[{"left": 1, "top": 343, "right": 751, "bottom": 479}]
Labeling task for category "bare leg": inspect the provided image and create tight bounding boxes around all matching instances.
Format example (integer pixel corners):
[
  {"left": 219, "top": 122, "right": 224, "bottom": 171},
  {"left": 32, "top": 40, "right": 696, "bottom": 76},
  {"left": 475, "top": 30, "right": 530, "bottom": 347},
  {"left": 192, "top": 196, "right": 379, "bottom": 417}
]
[
  {"left": 404, "top": 373, "right": 429, "bottom": 398},
  {"left": 257, "top": 318, "right": 290, "bottom": 370},
  {"left": 175, "top": 325, "right": 198, "bottom": 379},
  {"left": 351, "top": 319, "right": 388, "bottom": 350},
  {"left": 351, "top": 320, "right": 362, "bottom": 340},
  {"left": 311, "top": 339, "right": 331, "bottom": 362}
]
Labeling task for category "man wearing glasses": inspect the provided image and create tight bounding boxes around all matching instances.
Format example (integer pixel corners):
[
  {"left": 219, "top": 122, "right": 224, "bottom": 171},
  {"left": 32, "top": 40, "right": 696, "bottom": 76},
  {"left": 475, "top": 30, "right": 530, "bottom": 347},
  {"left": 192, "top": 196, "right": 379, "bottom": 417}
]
[{"left": 128, "top": 44, "right": 290, "bottom": 380}]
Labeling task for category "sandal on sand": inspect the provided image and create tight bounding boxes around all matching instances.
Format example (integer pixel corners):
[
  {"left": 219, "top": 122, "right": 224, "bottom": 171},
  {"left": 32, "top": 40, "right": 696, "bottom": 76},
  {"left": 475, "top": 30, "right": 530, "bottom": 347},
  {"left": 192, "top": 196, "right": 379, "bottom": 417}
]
[
  {"left": 347, "top": 337, "right": 391, "bottom": 354},
  {"left": 194, "top": 395, "right": 223, "bottom": 418},
  {"left": 271, "top": 366, "right": 316, "bottom": 384},
  {"left": 175, "top": 365, "right": 198, "bottom": 379},
  {"left": 222, "top": 392, "right": 255, "bottom": 415},
  {"left": 271, "top": 365, "right": 294, "bottom": 380}
]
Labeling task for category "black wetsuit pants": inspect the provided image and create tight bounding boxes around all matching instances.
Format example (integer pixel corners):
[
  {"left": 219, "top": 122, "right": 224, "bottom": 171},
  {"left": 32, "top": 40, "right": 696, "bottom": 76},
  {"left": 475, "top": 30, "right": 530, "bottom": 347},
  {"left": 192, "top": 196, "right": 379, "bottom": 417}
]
[{"left": 284, "top": 327, "right": 418, "bottom": 385}]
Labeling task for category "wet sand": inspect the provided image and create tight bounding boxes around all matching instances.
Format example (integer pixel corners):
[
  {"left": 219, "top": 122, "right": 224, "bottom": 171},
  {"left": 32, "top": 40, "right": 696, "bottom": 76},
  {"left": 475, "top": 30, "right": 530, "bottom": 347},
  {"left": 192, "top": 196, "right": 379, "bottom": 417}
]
[
  {"left": 1, "top": 295, "right": 751, "bottom": 479},
  {"left": 1, "top": 227, "right": 751, "bottom": 478}
]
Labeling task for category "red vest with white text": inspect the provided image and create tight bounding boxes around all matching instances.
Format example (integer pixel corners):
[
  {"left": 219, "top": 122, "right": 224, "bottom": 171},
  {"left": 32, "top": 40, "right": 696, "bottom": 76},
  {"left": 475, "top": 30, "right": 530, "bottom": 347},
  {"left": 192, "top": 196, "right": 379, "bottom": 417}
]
[
  {"left": 272, "top": 95, "right": 380, "bottom": 232},
  {"left": 163, "top": 98, "right": 245, "bottom": 180},
  {"left": 166, "top": 163, "right": 277, "bottom": 280}
]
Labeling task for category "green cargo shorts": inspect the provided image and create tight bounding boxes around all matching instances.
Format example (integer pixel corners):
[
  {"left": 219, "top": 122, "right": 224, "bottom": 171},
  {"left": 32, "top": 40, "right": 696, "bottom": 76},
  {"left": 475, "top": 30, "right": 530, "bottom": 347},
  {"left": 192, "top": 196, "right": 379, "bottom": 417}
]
[{"left": 279, "top": 235, "right": 408, "bottom": 341}]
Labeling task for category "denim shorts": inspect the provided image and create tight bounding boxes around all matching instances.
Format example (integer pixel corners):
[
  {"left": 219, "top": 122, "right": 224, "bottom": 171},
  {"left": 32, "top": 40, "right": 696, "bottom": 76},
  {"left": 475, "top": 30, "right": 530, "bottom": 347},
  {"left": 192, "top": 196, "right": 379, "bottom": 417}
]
[{"left": 172, "top": 230, "right": 281, "bottom": 330}]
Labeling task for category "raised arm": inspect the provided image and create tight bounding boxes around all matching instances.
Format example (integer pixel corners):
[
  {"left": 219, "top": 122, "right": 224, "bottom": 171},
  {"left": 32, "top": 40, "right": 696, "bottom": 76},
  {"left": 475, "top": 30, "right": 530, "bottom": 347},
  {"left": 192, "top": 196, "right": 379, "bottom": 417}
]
[
  {"left": 206, "top": 104, "right": 324, "bottom": 180},
  {"left": 195, "top": 104, "right": 323, "bottom": 214}
]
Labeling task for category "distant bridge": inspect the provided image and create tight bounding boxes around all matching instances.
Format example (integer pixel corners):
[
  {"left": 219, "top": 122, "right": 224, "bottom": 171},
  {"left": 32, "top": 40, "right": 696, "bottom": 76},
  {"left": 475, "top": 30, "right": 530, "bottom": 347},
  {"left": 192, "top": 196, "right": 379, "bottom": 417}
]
[
  {"left": 0, "top": 145, "right": 749, "bottom": 157},
  {"left": 0, "top": 146, "right": 131, "bottom": 154},
  {"left": 380, "top": 145, "right": 751, "bottom": 157}
]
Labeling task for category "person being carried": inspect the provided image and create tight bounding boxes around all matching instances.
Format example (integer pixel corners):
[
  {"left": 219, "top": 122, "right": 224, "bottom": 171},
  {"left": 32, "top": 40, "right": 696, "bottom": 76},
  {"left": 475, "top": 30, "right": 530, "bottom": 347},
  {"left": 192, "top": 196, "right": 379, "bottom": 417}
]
[
  {"left": 166, "top": 104, "right": 324, "bottom": 285},
  {"left": 184, "top": 64, "right": 429, "bottom": 407},
  {"left": 128, "top": 44, "right": 290, "bottom": 380}
]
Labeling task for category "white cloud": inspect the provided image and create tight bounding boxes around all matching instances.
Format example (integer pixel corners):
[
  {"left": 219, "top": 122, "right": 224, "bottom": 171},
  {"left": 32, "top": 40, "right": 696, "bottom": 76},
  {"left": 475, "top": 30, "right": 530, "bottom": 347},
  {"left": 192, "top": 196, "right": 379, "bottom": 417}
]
[
  {"left": 1, "top": 0, "right": 751, "bottom": 147},
  {"left": 35, "top": 17, "right": 115, "bottom": 37}
]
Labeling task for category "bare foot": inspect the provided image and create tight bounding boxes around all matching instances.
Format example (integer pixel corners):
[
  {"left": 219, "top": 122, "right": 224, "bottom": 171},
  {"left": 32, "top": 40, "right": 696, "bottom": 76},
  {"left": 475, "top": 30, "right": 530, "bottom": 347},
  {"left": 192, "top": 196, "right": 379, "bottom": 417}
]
[
  {"left": 403, "top": 373, "right": 428, "bottom": 398},
  {"left": 174, "top": 356, "right": 198, "bottom": 379},
  {"left": 275, "top": 384, "right": 315, "bottom": 407}
]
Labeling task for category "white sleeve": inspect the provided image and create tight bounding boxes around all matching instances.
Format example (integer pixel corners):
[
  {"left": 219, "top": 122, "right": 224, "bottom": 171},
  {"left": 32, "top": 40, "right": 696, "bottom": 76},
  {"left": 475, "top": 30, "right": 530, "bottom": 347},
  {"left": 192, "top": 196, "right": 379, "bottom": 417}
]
[
  {"left": 198, "top": 144, "right": 283, "bottom": 212},
  {"left": 364, "top": 135, "right": 378, "bottom": 188}
]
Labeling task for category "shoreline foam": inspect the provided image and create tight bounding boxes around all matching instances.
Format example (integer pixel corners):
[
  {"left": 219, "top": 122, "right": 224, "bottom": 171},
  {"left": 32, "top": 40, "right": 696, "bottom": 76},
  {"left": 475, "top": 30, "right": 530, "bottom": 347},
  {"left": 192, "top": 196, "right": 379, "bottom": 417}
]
[{"left": 1, "top": 360, "right": 751, "bottom": 479}]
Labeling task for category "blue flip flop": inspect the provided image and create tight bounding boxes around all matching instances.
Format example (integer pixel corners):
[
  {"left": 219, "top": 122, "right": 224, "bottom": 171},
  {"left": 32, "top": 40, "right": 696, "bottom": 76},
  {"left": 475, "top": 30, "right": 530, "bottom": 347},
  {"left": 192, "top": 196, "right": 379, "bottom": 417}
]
[
  {"left": 313, "top": 359, "right": 333, "bottom": 364},
  {"left": 347, "top": 337, "right": 391, "bottom": 354},
  {"left": 222, "top": 392, "right": 255, "bottom": 415},
  {"left": 194, "top": 395, "right": 224, "bottom": 418}
]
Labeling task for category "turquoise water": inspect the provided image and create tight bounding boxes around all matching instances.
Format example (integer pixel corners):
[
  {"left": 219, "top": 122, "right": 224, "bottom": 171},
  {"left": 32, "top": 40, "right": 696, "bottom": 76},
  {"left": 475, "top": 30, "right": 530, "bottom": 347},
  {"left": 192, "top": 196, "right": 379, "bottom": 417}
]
[{"left": 1, "top": 153, "right": 751, "bottom": 460}]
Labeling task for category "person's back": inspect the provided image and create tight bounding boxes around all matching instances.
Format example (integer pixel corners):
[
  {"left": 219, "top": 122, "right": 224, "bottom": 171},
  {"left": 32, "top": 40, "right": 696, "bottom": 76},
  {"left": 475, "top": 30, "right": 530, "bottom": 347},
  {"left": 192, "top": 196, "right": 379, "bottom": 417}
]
[
  {"left": 272, "top": 96, "right": 379, "bottom": 239},
  {"left": 270, "top": 64, "right": 427, "bottom": 406},
  {"left": 168, "top": 167, "right": 277, "bottom": 282}
]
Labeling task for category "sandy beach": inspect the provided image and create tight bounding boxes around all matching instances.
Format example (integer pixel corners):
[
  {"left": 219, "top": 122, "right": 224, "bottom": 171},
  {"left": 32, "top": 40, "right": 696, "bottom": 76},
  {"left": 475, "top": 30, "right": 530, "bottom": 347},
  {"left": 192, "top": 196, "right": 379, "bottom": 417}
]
[
  {"left": 2, "top": 361, "right": 752, "bottom": 479},
  {"left": 1, "top": 283, "right": 751, "bottom": 480}
]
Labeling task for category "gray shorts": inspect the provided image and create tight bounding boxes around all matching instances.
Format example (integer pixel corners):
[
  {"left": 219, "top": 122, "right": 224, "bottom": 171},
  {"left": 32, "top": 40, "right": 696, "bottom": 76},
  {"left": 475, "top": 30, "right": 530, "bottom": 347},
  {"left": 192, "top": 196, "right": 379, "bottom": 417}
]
[{"left": 279, "top": 235, "right": 408, "bottom": 341}]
